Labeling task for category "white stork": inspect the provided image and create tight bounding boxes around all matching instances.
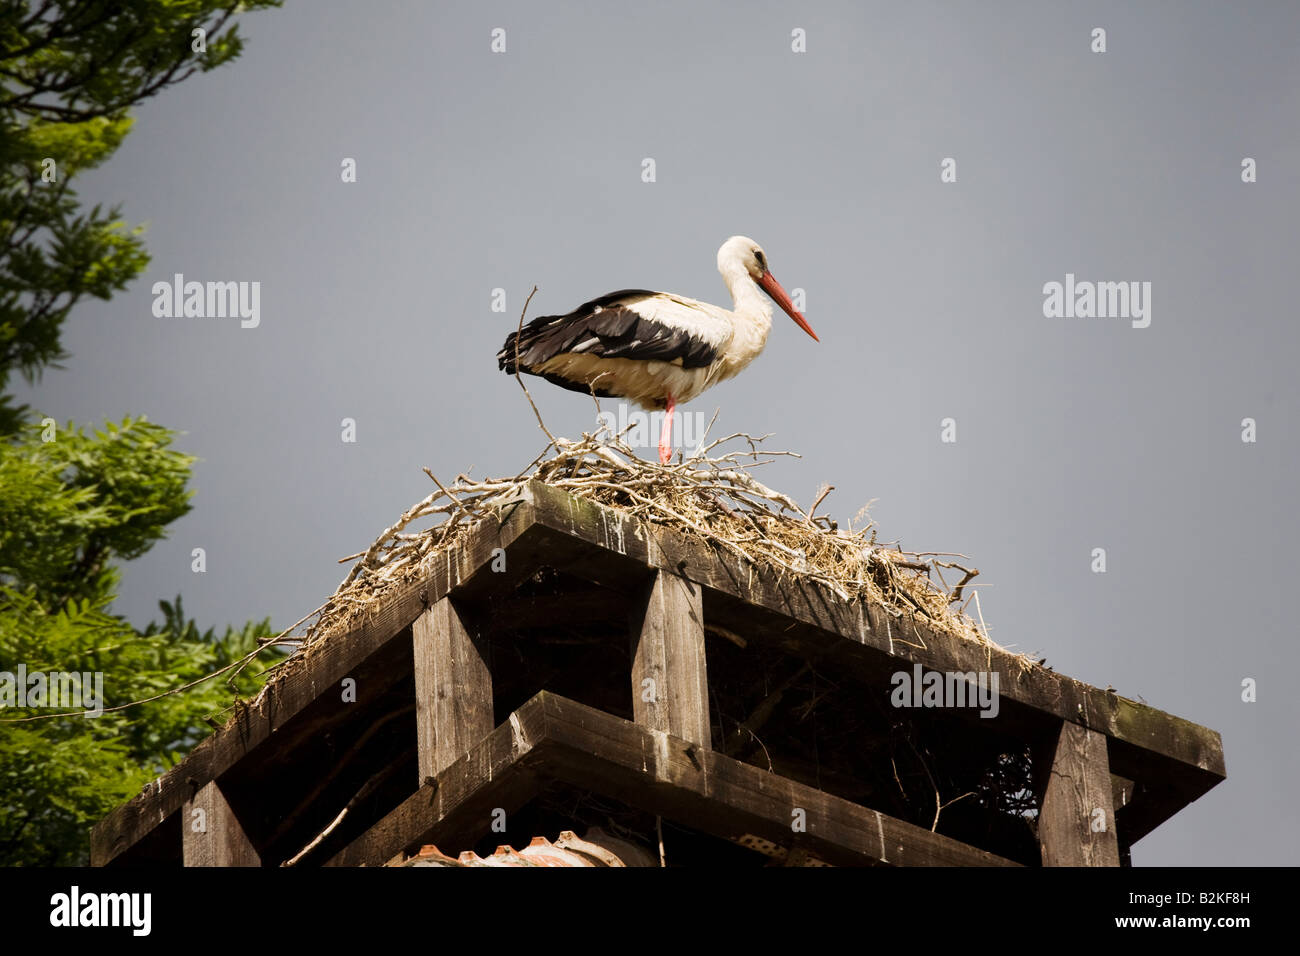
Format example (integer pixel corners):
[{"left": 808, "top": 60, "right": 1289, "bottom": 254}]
[{"left": 497, "top": 236, "right": 818, "bottom": 463}]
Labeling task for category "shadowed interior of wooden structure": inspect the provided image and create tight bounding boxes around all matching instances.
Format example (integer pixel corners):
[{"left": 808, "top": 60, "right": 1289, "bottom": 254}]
[{"left": 91, "top": 481, "right": 1225, "bottom": 868}]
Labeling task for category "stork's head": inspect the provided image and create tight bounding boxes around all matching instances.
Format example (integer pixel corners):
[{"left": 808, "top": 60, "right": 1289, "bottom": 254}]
[
  {"left": 717, "top": 235, "right": 769, "bottom": 279},
  {"left": 717, "top": 236, "right": 819, "bottom": 342}
]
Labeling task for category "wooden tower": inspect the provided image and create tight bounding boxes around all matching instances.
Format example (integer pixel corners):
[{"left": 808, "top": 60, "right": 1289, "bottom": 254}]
[{"left": 92, "top": 481, "right": 1225, "bottom": 867}]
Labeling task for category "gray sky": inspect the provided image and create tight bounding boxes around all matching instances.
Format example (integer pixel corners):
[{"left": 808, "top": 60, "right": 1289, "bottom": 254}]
[{"left": 20, "top": 1, "right": 1298, "bottom": 864}]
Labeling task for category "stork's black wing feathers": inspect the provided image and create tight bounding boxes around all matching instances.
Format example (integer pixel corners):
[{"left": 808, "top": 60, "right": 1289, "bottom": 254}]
[{"left": 497, "top": 289, "right": 718, "bottom": 381}]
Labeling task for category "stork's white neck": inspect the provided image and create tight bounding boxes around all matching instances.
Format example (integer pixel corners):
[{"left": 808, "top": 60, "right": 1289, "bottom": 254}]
[{"left": 719, "top": 261, "right": 773, "bottom": 330}]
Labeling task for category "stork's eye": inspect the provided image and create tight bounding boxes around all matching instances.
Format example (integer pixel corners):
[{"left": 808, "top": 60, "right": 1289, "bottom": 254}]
[{"left": 754, "top": 250, "right": 767, "bottom": 272}]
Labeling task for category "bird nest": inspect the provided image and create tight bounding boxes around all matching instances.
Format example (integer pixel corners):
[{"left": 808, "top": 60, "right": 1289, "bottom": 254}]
[{"left": 281, "top": 423, "right": 1014, "bottom": 664}]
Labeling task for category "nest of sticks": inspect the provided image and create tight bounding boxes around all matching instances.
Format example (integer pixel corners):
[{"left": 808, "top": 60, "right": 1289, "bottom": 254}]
[{"left": 270, "top": 419, "right": 1017, "bottom": 669}]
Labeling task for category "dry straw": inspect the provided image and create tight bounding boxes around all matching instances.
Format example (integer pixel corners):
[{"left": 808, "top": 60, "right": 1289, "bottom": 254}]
[{"left": 284, "top": 419, "right": 1016, "bottom": 669}]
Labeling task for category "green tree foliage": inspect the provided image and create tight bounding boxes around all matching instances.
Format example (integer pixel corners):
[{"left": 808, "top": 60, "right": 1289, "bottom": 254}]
[
  {"left": 0, "top": 0, "right": 280, "bottom": 433},
  {"left": 0, "top": 416, "right": 192, "bottom": 607},
  {"left": 0, "top": 419, "right": 282, "bottom": 865},
  {"left": 0, "top": 2, "right": 282, "bottom": 864}
]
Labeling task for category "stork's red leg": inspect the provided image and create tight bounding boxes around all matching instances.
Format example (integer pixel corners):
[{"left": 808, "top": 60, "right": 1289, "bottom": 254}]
[{"left": 659, "top": 394, "right": 675, "bottom": 464}]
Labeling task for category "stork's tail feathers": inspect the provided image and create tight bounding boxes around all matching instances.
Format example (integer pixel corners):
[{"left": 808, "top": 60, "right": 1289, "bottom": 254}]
[
  {"left": 496, "top": 328, "right": 525, "bottom": 375},
  {"left": 496, "top": 311, "right": 571, "bottom": 376},
  {"left": 496, "top": 318, "right": 560, "bottom": 376}
]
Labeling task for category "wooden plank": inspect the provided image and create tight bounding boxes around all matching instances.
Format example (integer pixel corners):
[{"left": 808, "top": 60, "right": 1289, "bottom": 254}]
[
  {"left": 182, "top": 781, "right": 260, "bottom": 867},
  {"left": 413, "top": 597, "right": 493, "bottom": 781},
  {"left": 1036, "top": 721, "right": 1121, "bottom": 866},
  {"left": 516, "top": 481, "right": 1225, "bottom": 803},
  {"left": 92, "top": 494, "right": 540, "bottom": 865},
  {"left": 332, "top": 692, "right": 1019, "bottom": 867},
  {"left": 630, "top": 570, "right": 709, "bottom": 746},
  {"left": 532, "top": 691, "right": 1017, "bottom": 867}
]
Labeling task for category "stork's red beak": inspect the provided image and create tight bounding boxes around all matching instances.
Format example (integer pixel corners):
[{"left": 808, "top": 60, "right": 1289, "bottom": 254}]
[{"left": 758, "top": 271, "right": 819, "bottom": 342}]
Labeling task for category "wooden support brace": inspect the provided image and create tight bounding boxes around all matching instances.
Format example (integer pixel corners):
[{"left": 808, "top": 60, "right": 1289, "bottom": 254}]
[
  {"left": 631, "top": 570, "right": 710, "bottom": 747},
  {"left": 330, "top": 692, "right": 1021, "bottom": 867},
  {"left": 182, "top": 780, "right": 259, "bottom": 867},
  {"left": 1036, "top": 721, "right": 1121, "bottom": 866},
  {"left": 413, "top": 596, "right": 493, "bottom": 782}
]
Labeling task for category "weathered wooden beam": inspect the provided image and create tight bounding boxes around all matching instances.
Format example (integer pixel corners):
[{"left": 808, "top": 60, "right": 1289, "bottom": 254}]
[
  {"left": 1036, "top": 721, "right": 1121, "bottom": 866},
  {"left": 630, "top": 570, "right": 709, "bottom": 746},
  {"left": 331, "top": 692, "right": 1019, "bottom": 867},
  {"left": 413, "top": 597, "right": 493, "bottom": 782},
  {"left": 182, "top": 781, "right": 260, "bottom": 867},
  {"left": 536, "top": 691, "right": 1017, "bottom": 866}
]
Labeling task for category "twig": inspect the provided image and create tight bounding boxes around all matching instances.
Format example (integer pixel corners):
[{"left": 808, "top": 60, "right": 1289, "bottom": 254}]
[
  {"left": 282, "top": 759, "right": 403, "bottom": 866},
  {"left": 808, "top": 483, "right": 834, "bottom": 520},
  {"left": 269, "top": 703, "right": 415, "bottom": 848},
  {"left": 972, "top": 590, "right": 991, "bottom": 642},
  {"left": 935, "top": 561, "right": 979, "bottom": 604},
  {"left": 511, "top": 285, "right": 556, "bottom": 446}
]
